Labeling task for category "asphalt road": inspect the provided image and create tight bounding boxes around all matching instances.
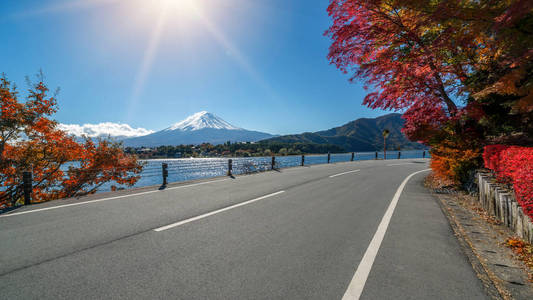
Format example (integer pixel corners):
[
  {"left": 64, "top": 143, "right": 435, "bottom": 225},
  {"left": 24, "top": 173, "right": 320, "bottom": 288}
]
[{"left": 0, "top": 159, "right": 488, "bottom": 299}]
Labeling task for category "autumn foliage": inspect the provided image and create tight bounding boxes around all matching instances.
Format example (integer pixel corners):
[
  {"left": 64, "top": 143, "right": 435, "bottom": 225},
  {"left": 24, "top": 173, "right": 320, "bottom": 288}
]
[
  {"left": 506, "top": 237, "right": 533, "bottom": 277},
  {"left": 0, "top": 75, "right": 142, "bottom": 208},
  {"left": 326, "top": 0, "right": 533, "bottom": 185},
  {"left": 484, "top": 145, "right": 533, "bottom": 219}
]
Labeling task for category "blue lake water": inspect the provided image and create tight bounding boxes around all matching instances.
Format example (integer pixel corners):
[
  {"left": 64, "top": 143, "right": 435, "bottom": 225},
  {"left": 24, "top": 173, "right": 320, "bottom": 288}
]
[{"left": 98, "top": 150, "right": 429, "bottom": 192}]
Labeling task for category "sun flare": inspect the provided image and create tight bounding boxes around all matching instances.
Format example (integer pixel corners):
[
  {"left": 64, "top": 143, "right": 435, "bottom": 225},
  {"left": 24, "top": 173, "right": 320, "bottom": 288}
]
[{"left": 158, "top": 0, "right": 197, "bottom": 13}]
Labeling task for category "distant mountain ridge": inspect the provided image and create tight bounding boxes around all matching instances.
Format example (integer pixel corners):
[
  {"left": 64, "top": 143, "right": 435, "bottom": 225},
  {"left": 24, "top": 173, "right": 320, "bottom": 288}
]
[
  {"left": 261, "top": 113, "right": 424, "bottom": 152},
  {"left": 122, "top": 111, "right": 274, "bottom": 147}
]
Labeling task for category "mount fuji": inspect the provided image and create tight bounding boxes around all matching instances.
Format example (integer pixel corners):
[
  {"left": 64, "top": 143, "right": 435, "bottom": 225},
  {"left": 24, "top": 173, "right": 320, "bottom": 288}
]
[{"left": 122, "top": 111, "right": 274, "bottom": 147}]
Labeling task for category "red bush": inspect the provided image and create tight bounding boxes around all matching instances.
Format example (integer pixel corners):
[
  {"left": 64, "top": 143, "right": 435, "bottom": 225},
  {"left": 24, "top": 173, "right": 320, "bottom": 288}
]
[{"left": 484, "top": 145, "right": 533, "bottom": 220}]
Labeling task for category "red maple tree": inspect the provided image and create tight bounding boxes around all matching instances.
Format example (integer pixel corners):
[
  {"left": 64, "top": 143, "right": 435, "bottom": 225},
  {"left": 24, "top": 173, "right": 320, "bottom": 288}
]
[
  {"left": 0, "top": 75, "right": 142, "bottom": 208},
  {"left": 326, "top": 0, "right": 533, "bottom": 183},
  {"left": 326, "top": 0, "right": 532, "bottom": 136}
]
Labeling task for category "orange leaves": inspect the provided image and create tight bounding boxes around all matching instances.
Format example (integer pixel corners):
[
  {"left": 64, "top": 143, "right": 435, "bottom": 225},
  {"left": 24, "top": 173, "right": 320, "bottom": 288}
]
[
  {"left": 327, "top": 0, "right": 532, "bottom": 117},
  {"left": 0, "top": 75, "right": 142, "bottom": 207},
  {"left": 57, "top": 137, "right": 143, "bottom": 199},
  {"left": 505, "top": 237, "right": 533, "bottom": 275},
  {"left": 473, "top": 67, "right": 527, "bottom": 100},
  {"left": 430, "top": 144, "right": 483, "bottom": 185},
  {"left": 426, "top": 110, "right": 485, "bottom": 185},
  {"left": 507, "top": 238, "right": 526, "bottom": 249},
  {"left": 326, "top": 0, "right": 532, "bottom": 191}
]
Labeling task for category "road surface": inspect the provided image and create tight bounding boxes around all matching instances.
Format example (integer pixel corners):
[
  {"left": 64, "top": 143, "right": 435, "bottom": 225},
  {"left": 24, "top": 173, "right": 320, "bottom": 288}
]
[{"left": 0, "top": 159, "right": 488, "bottom": 299}]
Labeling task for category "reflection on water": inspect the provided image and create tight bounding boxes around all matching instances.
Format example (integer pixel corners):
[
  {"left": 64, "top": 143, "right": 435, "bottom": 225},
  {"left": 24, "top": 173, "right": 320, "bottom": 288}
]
[{"left": 95, "top": 150, "right": 428, "bottom": 192}]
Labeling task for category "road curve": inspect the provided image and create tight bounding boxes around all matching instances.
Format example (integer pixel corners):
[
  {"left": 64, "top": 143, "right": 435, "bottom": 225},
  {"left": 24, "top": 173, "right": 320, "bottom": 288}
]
[{"left": 0, "top": 159, "right": 488, "bottom": 299}]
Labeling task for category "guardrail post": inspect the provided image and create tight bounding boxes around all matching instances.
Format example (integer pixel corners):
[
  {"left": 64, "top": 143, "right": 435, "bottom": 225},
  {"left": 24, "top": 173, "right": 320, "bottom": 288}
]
[
  {"left": 398, "top": 151, "right": 401, "bottom": 159},
  {"left": 162, "top": 163, "right": 168, "bottom": 185},
  {"left": 227, "top": 159, "right": 233, "bottom": 176},
  {"left": 23, "top": 171, "right": 32, "bottom": 205},
  {"left": 271, "top": 156, "right": 275, "bottom": 170},
  {"left": 301, "top": 155, "right": 305, "bottom": 166},
  {"left": 422, "top": 150, "right": 426, "bottom": 158},
  {"left": 375, "top": 151, "right": 378, "bottom": 160},
  {"left": 327, "top": 152, "right": 331, "bottom": 164},
  {"left": 351, "top": 152, "right": 355, "bottom": 161}
]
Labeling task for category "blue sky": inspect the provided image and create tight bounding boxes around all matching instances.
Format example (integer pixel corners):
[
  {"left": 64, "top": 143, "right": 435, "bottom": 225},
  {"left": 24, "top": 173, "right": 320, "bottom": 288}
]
[{"left": 1, "top": 0, "right": 389, "bottom": 135}]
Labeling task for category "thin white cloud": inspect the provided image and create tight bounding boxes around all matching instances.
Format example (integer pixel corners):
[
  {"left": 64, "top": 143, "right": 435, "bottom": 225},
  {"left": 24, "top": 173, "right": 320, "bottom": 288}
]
[
  {"left": 9, "top": 0, "right": 120, "bottom": 19},
  {"left": 58, "top": 122, "right": 154, "bottom": 138}
]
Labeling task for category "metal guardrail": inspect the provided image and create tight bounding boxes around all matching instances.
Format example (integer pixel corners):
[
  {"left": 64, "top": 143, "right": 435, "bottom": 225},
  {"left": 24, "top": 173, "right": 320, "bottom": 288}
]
[
  {"left": 130, "top": 150, "right": 429, "bottom": 190},
  {"left": 18, "top": 150, "right": 428, "bottom": 204}
]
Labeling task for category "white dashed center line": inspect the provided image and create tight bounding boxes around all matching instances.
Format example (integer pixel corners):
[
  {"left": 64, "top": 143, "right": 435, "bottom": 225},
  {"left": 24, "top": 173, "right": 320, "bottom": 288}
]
[{"left": 329, "top": 170, "right": 361, "bottom": 178}]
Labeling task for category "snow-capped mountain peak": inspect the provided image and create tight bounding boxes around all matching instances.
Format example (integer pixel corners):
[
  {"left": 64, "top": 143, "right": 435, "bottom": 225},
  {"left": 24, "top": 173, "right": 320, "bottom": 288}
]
[
  {"left": 122, "top": 111, "right": 274, "bottom": 146},
  {"left": 166, "top": 111, "right": 241, "bottom": 131}
]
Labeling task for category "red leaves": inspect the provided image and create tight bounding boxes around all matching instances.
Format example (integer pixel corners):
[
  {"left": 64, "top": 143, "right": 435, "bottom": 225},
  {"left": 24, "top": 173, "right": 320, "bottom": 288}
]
[
  {"left": 326, "top": 0, "right": 532, "bottom": 117},
  {"left": 326, "top": 1, "right": 532, "bottom": 193},
  {"left": 484, "top": 145, "right": 533, "bottom": 221},
  {"left": 0, "top": 76, "right": 142, "bottom": 207},
  {"left": 326, "top": 0, "right": 463, "bottom": 115},
  {"left": 401, "top": 101, "right": 448, "bottom": 143}
]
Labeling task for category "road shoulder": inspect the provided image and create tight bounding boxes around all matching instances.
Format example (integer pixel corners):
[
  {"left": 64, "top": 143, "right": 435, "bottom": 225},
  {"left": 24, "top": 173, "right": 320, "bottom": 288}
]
[
  {"left": 430, "top": 183, "right": 533, "bottom": 299},
  {"left": 360, "top": 172, "right": 489, "bottom": 299}
]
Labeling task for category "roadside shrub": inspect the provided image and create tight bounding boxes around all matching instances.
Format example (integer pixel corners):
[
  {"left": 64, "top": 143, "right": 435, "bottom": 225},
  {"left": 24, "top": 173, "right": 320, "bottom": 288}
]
[
  {"left": 428, "top": 116, "right": 484, "bottom": 186},
  {"left": 484, "top": 145, "right": 533, "bottom": 220},
  {"left": 430, "top": 145, "right": 483, "bottom": 186}
]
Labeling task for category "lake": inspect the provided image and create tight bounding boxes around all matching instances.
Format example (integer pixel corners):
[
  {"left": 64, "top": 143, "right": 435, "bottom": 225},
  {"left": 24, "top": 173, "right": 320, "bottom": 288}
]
[{"left": 98, "top": 150, "right": 428, "bottom": 192}]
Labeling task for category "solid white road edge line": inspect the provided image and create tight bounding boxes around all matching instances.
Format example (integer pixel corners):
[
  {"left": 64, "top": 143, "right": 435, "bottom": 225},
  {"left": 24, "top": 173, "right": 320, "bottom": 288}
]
[
  {"left": 329, "top": 169, "right": 361, "bottom": 178},
  {"left": 342, "top": 168, "right": 431, "bottom": 300},
  {"left": 154, "top": 190, "right": 285, "bottom": 232},
  {"left": 0, "top": 178, "right": 229, "bottom": 218}
]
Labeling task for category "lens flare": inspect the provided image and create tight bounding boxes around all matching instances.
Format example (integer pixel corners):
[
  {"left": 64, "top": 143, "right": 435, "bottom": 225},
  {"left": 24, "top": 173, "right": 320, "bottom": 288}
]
[{"left": 161, "top": 0, "right": 194, "bottom": 8}]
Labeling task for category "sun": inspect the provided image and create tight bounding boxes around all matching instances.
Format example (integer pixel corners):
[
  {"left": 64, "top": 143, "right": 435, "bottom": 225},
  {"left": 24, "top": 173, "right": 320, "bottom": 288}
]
[{"left": 158, "top": 0, "right": 197, "bottom": 13}]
